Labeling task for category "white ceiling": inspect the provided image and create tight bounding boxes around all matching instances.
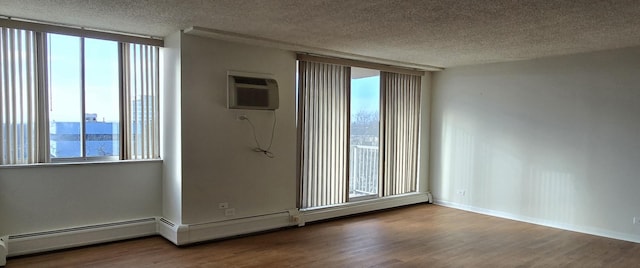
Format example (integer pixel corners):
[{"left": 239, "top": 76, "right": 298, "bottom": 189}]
[{"left": 2, "top": 0, "right": 640, "bottom": 68}]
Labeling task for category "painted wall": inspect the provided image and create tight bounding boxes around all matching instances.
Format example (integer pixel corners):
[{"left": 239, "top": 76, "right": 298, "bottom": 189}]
[
  {"left": 431, "top": 47, "right": 640, "bottom": 241},
  {"left": 179, "top": 34, "right": 298, "bottom": 224},
  {"left": 161, "top": 30, "right": 183, "bottom": 224},
  {"left": 0, "top": 161, "right": 162, "bottom": 235},
  {"left": 418, "top": 75, "right": 432, "bottom": 193}
]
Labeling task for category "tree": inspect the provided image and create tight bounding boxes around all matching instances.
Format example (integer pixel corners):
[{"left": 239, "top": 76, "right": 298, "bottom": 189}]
[{"left": 351, "top": 110, "right": 379, "bottom": 144}]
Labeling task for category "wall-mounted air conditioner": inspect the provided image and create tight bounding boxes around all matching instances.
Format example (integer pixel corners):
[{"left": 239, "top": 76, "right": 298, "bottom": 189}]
[{"left": 227, "top": 71, "right": 279, "bottom": 110}]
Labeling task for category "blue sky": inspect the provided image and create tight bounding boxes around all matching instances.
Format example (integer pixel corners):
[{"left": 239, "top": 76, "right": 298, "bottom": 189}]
[
  {"left": 351, "top": 75, "right": 380, "bottom": 116},
  {"left": 49, "top": 34, "right": 119, "bottom": 122}
]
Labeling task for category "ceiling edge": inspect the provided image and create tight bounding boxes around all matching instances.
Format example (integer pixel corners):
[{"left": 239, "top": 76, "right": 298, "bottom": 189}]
[{"left": 184, "top": 26, "right": 444, "bottom": 72}]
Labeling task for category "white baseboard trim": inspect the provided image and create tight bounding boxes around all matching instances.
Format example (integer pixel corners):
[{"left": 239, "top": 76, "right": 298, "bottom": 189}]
[
  {"left": 5, "top": 218, "right": 158, "bottom": 259},
  {"left": 185, "top": 211, "right": 297, "bottom": 244},
  {"left": 0, "top": 237, "right": 7, "bottom": 266},
  {"left": 157, "top": 217, "right": 189, "bottom": 245},
  {"left": 301, "top": 192, "right": 430, "bottom": 223},
  {"left": 435, "top": 199, "right": 640, "bottom": 244},
  {"left": 158, "top": 211, "right": 299, "bottom": 246}
]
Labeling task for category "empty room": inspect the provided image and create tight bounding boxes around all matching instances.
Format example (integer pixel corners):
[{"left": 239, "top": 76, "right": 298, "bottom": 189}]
[{"left": 1, "top": 1, "right": 640, "bottom": 267}]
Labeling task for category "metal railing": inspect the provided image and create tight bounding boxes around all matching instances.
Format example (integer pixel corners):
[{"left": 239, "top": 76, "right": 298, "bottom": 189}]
[{"left": 349, "top": 145, "right": 379, "bottom": 198}]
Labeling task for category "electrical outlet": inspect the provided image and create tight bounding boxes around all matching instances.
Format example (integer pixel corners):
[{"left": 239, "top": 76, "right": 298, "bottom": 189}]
[
  {"left": 225, "top": 208, "right": 235, "bottom": 216},
  {"left": 633, "top": 217, "right": 640, "bottom": 224},
  {"left": 457, "top": 189, "right": 466, "bottom": 196},
  {"left": 218, "top": 202, "right": 228, "bottom": 209}
]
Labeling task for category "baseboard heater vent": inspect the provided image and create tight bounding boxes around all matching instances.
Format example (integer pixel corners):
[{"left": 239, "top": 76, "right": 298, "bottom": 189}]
[
  {"left": 7, "top": 218, "right": 158, "bottom": 257},
  {"left": 9, "top": 218, "right": 156, "bottom": 240},
  {"left": 159, "top": 218, "right": 175, "bottom": 227}
]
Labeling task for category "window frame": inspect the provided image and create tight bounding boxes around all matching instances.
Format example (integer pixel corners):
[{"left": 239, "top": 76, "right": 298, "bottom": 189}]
[
  {"left": 348, "top": 67, "right": 382, "bottom": 202},
  {"left": 46, "top": 34, "right": 122, "bottom": 162},
  {"left": 0, "top": 18, "right": 162, "bottom": 166}
]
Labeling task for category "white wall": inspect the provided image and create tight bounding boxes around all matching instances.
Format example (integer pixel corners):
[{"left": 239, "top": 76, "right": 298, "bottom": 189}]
[
  {"left": 431, "top": 47, "right": 640, "bottom": 242},
  {"left": 0, "top": 161, "right": 162, "bottom": 235},
  {"left": 161, "top": 30, "right": 183, "bottom": 224},
  {"left": 418, "top": 74, "right": 432, "bottom": 193},
  {"left": 179, "top": 34, "right": 298, "bottom": 224}
]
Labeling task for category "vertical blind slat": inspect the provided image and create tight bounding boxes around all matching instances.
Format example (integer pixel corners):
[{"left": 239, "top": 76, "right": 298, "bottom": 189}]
[
  {"left": 122, "top": 44, "right": 131, "bottom": 158},
  {"left": 10, "top": 29, "right": 17, "bottom": 163},
  {"left": 1, "top": 29, "right": 6, "bottom": 163}
]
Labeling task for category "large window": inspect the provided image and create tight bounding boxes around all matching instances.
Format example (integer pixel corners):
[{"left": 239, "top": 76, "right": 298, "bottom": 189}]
[
  {"left": 298, "top": 56, "right": 422, "bottom": 208},
  {"left": 0, "top": 25, "right": 160, "bottom": 165}
]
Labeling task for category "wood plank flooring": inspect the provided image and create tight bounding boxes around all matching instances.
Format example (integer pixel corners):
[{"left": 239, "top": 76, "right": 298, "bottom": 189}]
[{"left": 7, "top": 204, "right": 640, "bottom": 267}]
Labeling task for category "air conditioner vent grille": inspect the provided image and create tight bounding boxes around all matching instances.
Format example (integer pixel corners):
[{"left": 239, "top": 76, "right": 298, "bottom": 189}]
[{"left": 234, "top": 77, "right": 268, "bottom": 86}]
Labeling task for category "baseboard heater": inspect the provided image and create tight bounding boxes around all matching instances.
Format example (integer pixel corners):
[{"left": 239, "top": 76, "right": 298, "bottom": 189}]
[
  {"left": 1, "top": 193, "right": 432, "bottom": 265},
  {"left": 301, "top": 192, "right": 431, "bottom": 223},
  {"left": 158, "top": 210, "right": 300, "bottom": 246},
  {"left": 6, "top": 218, "right": 157, "bottom": 258}
]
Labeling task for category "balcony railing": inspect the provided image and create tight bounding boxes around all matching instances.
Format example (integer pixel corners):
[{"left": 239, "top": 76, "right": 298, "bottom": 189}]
[{"left": 349, "top": 145, "right": 379, "bottom": 198}]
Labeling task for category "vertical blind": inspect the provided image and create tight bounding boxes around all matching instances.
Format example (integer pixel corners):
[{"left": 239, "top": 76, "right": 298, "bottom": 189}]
[
  {"left": 298, "top": 61, "right": 351, "bottom": 208},
  {"left": 121, "top": 43, "right": 160, "bottom": 160},
  {"left": 0, "top": 27, "right": 42, "bottom": 165},
  {"left": 381, "top": 72, "right": 421, "bottom": 196}
]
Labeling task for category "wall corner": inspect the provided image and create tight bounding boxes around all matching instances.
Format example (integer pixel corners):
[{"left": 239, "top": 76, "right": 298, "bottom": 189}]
[
  {"left": 157, "top": 218, "right": 190, "bottom": 246},
  {"left": 0, "top": 236, "right": 8, "bottom": 266}
]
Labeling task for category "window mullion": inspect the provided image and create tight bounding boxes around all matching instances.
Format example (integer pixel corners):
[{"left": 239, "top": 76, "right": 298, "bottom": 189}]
[
  {"left": 36, "top": 32, "right": 50, "bottom": 163},
  {"left": 378, "top": 72, "right": 385, "bottom": 197},
  {"left": 118, "top": 42, "right": 125, "bottom": 160},
  {"left": 80, "top": 37, "right": 86, "bottom": 159}
]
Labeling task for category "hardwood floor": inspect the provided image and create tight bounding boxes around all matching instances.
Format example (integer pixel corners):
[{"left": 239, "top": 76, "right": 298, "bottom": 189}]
[{"left": 7, "top": 204, "right": 640, "bottom": 267}]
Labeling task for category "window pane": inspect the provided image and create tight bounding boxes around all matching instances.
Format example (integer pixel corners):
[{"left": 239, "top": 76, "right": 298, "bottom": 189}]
[
  {"left": 349, "top": 67, "right": 380, "bottom": 199},
  {"left": 48, "top": 34, "right": 82, "bottom": 158},
  {"left": 85, "top": 38, "right": 119, "bottom": 157}
]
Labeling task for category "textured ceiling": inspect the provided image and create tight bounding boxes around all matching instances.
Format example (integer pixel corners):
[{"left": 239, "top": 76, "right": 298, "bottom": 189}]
[{"left": 2, "top": 0, "right": 640, "bottom": 68}]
